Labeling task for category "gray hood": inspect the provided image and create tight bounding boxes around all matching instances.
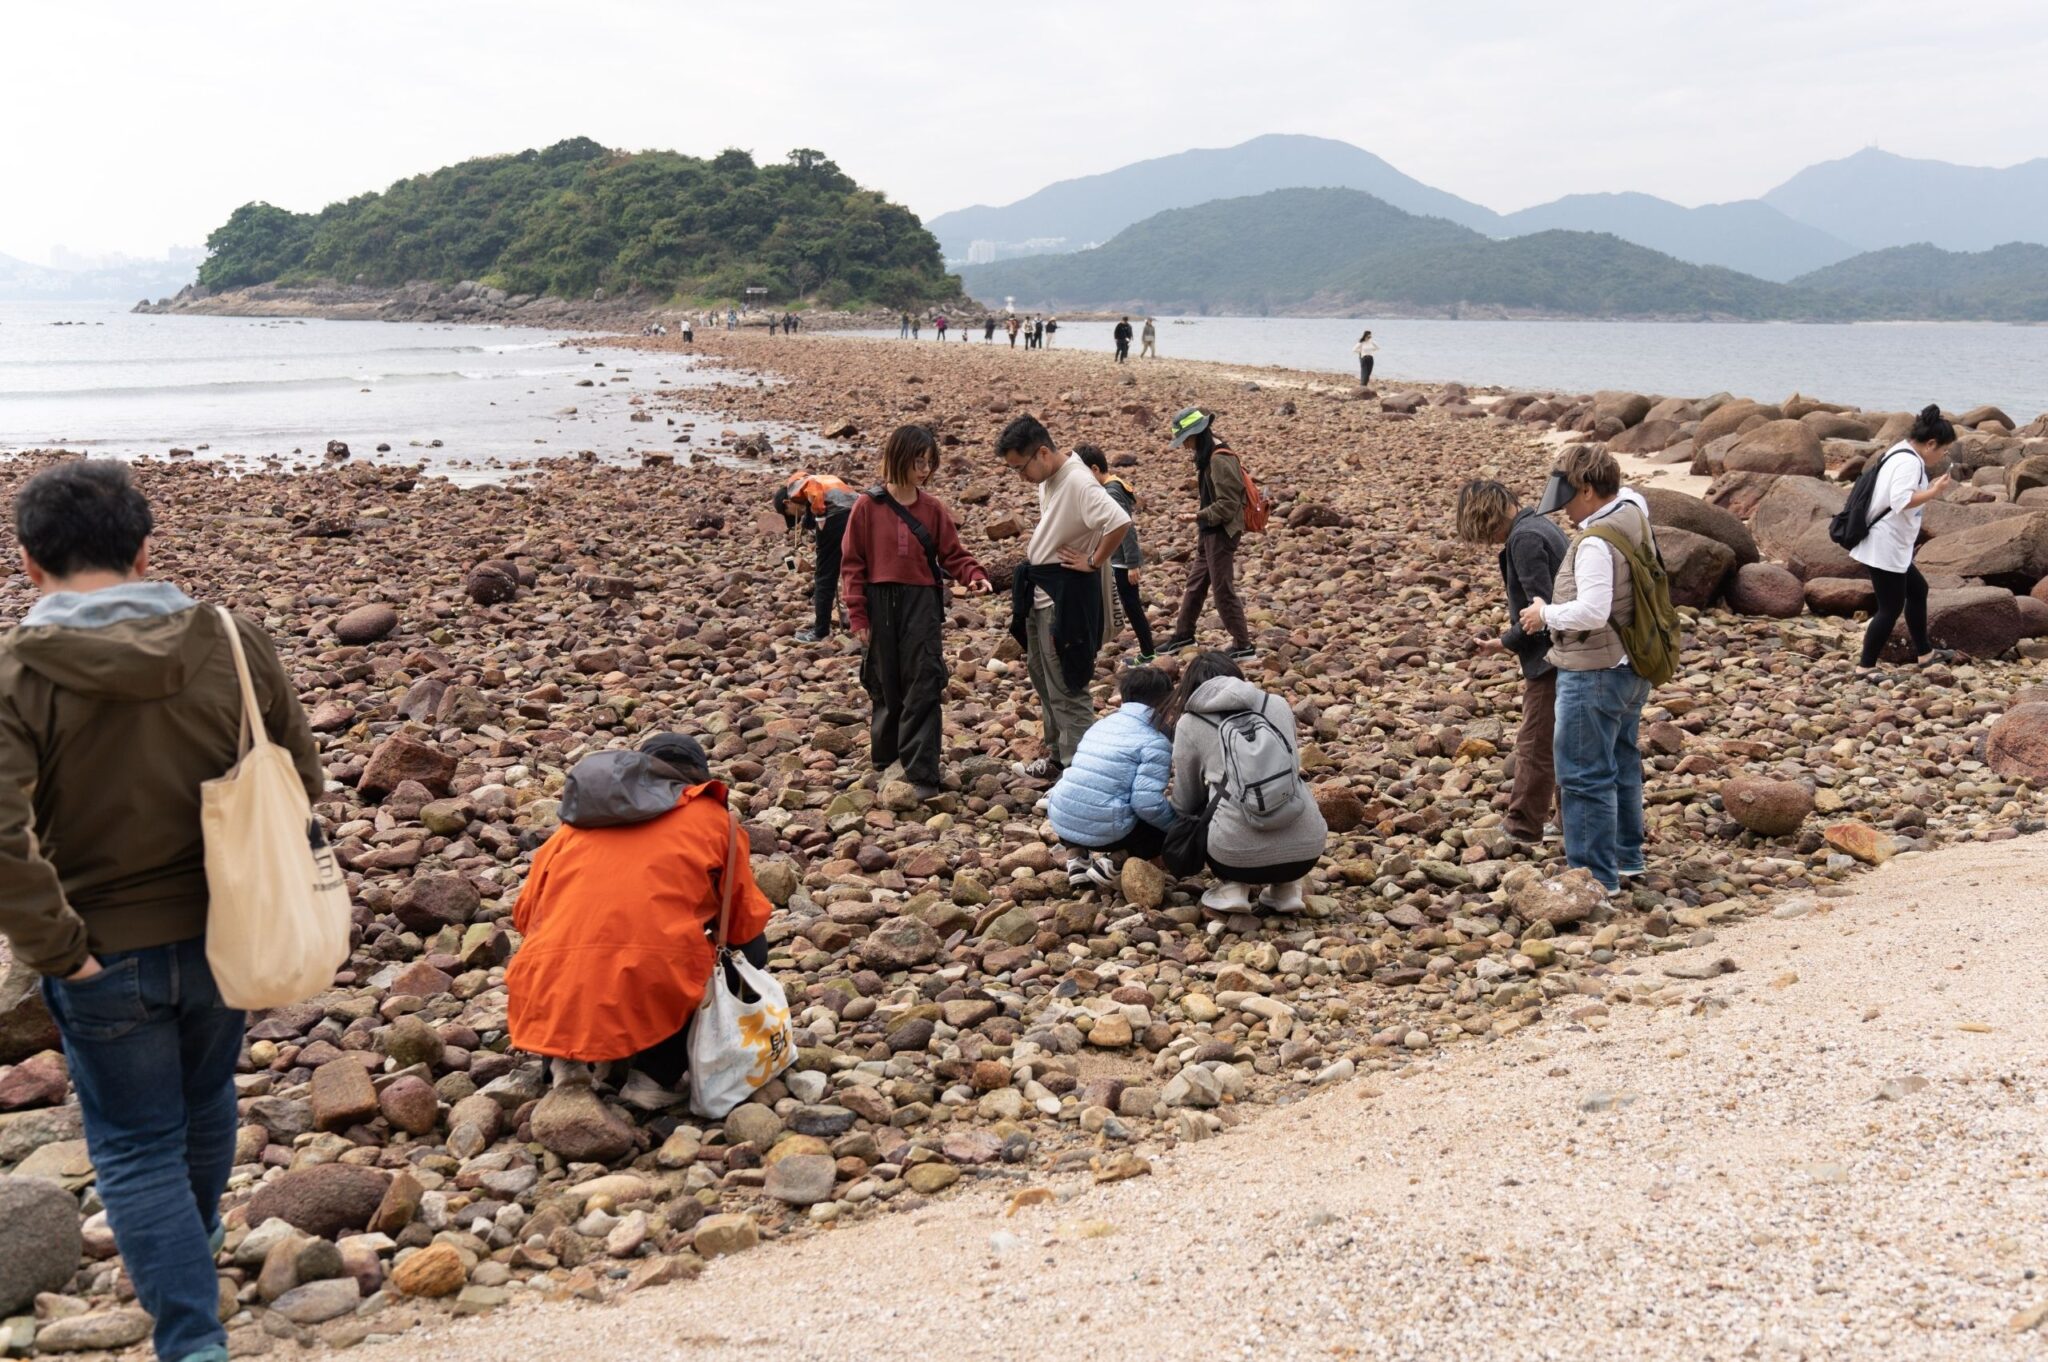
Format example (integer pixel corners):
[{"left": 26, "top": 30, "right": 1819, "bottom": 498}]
[
  {"left": 1186, "top": 676, "right": 1279, "bottom": 719},
  {"left": 21, "top": 580, "right": 197, "bottom": 630},
  {"left": 558, "top": 750, "right": 687, "bottom": 828}
]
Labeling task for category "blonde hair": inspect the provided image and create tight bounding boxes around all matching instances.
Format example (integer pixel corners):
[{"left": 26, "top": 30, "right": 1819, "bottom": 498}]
[
  {"left": 1555, "top": 444, "right": 1621, "bottom": 500},
  {"left": 1455, "top": 480, "right": 1518, "bottom": 543}
]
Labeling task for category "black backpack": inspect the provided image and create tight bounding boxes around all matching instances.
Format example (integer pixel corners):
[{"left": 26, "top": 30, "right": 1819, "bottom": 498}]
[{"left": 1829, "top": 445, "right": 1917, "bottom": 550}]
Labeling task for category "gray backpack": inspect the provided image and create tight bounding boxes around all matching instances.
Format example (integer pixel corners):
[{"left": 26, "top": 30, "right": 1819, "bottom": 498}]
[{"left": 1194, "top": 702, "right": 1303, "bottom": 825}]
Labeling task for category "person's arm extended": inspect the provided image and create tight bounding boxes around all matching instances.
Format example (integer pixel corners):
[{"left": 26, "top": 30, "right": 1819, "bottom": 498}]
[
  {"left": 1541, "top": 539, "right": 1612, "bottom": 633},
  {"left": 1131, "top": 736, "right": 1177, "bottom": 830},
  {"left": 840, "top": 500, "right": 871, "bottom": 632},
  {"left": 0, "top": 694, "right": 90, "bottom": 977},
  {"left": 1197, "top": 453, "right": 1246, "bottom": 528},
  {"left": 931, "top": 502, "right": 990, "bottom": 586}
]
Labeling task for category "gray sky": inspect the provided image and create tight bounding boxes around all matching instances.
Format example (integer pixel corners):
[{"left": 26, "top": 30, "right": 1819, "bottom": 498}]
[{"left": 8, "top": 0, "right": 2046, "bottom": 264}]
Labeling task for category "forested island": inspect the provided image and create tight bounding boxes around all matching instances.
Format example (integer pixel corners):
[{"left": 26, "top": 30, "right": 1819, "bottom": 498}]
[{"left": 190, "top": 137, "right": 959, "bottom": 309}]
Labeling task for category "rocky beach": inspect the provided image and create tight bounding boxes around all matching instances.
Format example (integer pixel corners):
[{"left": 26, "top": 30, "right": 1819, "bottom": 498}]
[{"left": 4, "top": 325, "right": 2048, "bottom": 1356}]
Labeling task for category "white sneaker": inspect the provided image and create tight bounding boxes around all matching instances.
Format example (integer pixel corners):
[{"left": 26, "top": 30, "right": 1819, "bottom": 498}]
[
  {"left": 618, "top": 1069, "right": 682, "bottom": 1112},
  {"left": 1257, "top": 878, "right": 1306, "bottom": 914},
  {"left": 1012, "top": 757, "right": 1062, "bottom": 781},
  {"left": 548, "top": 1058, "right": 595, "bottom": 1091},
  {"left": 1201, "top": 881, "right": 1253, "bottom": 912}
]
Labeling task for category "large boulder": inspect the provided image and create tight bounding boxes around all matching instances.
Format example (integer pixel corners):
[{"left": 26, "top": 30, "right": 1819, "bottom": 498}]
[
  {"left": 1750, "top": 476, "right": 1860, "bottom": 581},
  {"left": 1694, "top": 399, "right": 1781, "bottom": 447},
  {"left": 530, "top": 1087, "right": 637, "bottom": 1164},
  {"left": 1719, "top": 778, "right": 1814, "bottom": 837},
  {"left": 1609, "top": 418, "right": 1682, "bottom": 454},
  {"left": 333, "top": 604, "right": 398, "bottom": 646},
  {"left": 1725, "top": 420, "right": 1824, "bottom": 477},
  {"left": 1726, "top": 562, "right": 1805, "bottom": 618},
  {"left": 2015, "top": 594, "right": 2048, "bottom": 637},
  {"left": 1592, "top": 391, "right": 1654, "bottom": 430},
  {"left": 1639, "top": 487, "right": 1759, "bottom": 566},
  {"left": 1702, "top": 471, "right": 1781, "bottom": 520},
  {"left": 1871, "top": 412, "right": 1916, "bottom": 446},
  {"left": 1919, "top": 499, "right": 2031, "bottom": 542},
  {"left": 244, "top": 1164, "right": 392, "bottom": 1239},
  {"left": 1985, "top": 702, "right": 2048, "bottom": 781},
  {"left": 359, "top": 735, "right": 456, "bottom": 799},
  {"left": 0, "top": 958, "right": 60, "bottom": 1065},
  {"left": 1658, "top": 528, "right": 1736, "bottom": 608},
  {"left": 1961, "top": 404, "right": 2014, "bottom": 431},
  {"left": 1783, "top": 393, "right": 1851, "bottom": 420},
  {"left": 1804, "top": 577, "right": 1876, "bottom": 615},
  {"left": 1799, "top": 411, "right": 1876, "bottom": 442},
  {"left": 2006, "top": 456, "right": 2048, "bottom": 501},
  {"left": 1646, "top": 396, "right": 1701, "bottom": 424},
  {"left": 1914, "top": 512, "right": 2048, "bottom": 591},
  {"left": 1923, "top": 587, "right": 2024, "bottom": 658},
  {"left": 0, "top": 1176, "right": 81, "bottom": 1315}
]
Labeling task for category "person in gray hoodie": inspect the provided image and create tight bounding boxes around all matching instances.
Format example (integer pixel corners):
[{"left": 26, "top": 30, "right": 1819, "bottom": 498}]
[{"left": 1165, "top": 652, "right": 1328, "bottom": 915}]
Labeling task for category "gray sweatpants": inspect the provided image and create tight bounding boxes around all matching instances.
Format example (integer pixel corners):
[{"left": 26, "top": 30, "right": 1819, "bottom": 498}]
[{"left": 1027, "top": 603, "right": 1097, "bottom": 766}]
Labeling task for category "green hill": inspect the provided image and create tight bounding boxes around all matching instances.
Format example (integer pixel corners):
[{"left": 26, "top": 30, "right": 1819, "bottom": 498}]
[
  {"left": 196, "top": 137, "right": 958, "bottom": 307},
  {"left": 1792, "top": 242, "right": 2048, "bottom": 322},
  {"left": 959, "top": 188, "right": 1797, "bottom": 318}
]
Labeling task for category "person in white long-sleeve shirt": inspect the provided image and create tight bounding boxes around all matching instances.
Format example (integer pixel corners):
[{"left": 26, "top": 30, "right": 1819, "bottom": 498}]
[
  {"left": 1516, "top": 446, "right": 1657, "bottom": 892},
  {"left": 1352, "top": 329, "right": 1377, "bottom": 386},
  {"left": 1848, "top": 403, "right": 1958, "bottom": 670}
]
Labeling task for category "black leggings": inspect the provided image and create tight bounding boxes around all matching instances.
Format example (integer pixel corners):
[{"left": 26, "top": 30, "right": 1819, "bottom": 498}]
[
  {"left": 1113, "top": 567, "right": 1155, "bottom": 656},
  {"left": 1358, "top": 356, "right": 1374, "bottom": 385},
  {"left": 1862, "top": 564, "right": 1929, "bottom": 666}
]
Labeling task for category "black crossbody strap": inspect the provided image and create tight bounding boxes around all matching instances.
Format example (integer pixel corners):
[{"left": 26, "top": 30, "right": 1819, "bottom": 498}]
[{"left": 869, "top": 487, "right": 948, "bottom": 606}]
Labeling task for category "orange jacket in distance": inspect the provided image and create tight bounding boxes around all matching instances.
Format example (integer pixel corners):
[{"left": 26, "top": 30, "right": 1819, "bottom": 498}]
[
  {"left": 506, "top": 778, "right": 773, "bottom": 1062},
  {"left": 781, "top": 471, "right": 855, "bottom": 518}
]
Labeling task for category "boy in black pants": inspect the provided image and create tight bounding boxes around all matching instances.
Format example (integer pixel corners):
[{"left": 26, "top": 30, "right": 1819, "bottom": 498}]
[{"left": 1077, "top": 445, "right": 1155, "bottom": 662}]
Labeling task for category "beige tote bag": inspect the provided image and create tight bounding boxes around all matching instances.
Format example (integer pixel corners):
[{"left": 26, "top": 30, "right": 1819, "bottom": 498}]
[{"left": 201, "top": 606, "right": 350, "bottom": 1009}]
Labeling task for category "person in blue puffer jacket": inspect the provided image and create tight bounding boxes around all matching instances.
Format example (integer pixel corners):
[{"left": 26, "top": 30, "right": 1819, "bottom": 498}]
[{"left": 1047, "top": 667, "right": 1177, "bottom": 887}]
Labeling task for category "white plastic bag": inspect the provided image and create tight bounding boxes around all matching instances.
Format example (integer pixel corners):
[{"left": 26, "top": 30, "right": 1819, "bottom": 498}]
[
  {"left": 687, "top": 814, "right": 793, "bottom": 1118},
  {"left": 201, "top": 606, "right": 350, "bottom": 1009}
]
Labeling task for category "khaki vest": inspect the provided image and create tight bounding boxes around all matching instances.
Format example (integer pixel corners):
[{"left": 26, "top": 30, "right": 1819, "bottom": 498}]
[{"left": 1547, "top": 502, "right": 1650, "bottom": 672}]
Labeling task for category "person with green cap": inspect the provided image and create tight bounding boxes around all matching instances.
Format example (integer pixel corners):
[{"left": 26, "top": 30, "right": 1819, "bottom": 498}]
[{"left": 1157, "top": 407, "right": 1255, "bottom": 661}]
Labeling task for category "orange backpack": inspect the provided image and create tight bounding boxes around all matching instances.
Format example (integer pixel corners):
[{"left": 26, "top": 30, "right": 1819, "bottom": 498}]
[{"left": 1231, "top": 453, "right": 1271, "bottom": 533}]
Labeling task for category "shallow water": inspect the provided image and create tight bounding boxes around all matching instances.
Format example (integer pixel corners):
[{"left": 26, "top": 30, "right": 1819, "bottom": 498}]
[{"left": 863, "top": 315, "right": 2048, "bottom": 422}]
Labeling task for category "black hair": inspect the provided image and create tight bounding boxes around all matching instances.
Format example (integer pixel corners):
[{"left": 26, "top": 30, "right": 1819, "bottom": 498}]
[
  {"left": 1910, "top": 404, "right": 1958, "bottom": 447},
  {"left": 1186, "top": 424, "right": 1219, "bottom": 472},
  {"left": 14, "top": 460, "right": 154, "bottom": 578},
  {"left": 995, "top": 414, "right": 1052, "bottom": 458},
  {"left": 1156, "top": 650, "right": 1245, "bottom": 734},
  {"left": 1118, "top": 665, "right": 1172, "bottom": 709},
  {"left": 1358, "top": 329, "right": 1371, "bottom": 343},
  {"left": 1075, "top": 444, "right": 1109, "bottom": 474}
]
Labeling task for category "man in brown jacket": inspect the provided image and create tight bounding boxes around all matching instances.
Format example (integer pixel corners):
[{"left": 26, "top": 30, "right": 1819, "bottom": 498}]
[
  {"left": 1158, "top": 407, "right": 1255, "bottom": 660},
  {"left": 0, "top": 460, "right": 320, "bottom": 1362}
]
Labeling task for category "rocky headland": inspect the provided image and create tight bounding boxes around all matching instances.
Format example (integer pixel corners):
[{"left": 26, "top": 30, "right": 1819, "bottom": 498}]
[{"left": 3, "top": 329, "right": 2047, "bottom": 1354}]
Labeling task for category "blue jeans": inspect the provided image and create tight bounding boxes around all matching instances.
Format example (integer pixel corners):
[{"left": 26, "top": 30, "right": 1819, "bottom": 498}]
[
  {"left": 1554, "top": 667, "right": 1652, "bottom": 891},
  {"left": 42, "top": 937, "right": 242, "bottom": 1361}
]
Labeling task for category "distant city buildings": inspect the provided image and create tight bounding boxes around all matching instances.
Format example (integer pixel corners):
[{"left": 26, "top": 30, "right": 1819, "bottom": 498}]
[{"left": 966, "top": 240, "right": 997, "bottom": 265}]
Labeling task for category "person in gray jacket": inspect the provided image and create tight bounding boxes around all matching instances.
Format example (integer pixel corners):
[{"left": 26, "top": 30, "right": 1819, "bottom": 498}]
[
  {"left": 1457, "top": 479, "right": 1567, "bottom": 844},
  {"left": 1165, "top": 652, "right": 1328, "bottom": 915}
]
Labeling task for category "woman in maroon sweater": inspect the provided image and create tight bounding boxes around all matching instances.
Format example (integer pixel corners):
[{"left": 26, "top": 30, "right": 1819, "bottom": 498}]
[{"left": 840, "top": 425, "right": 992, "bottom": 801}]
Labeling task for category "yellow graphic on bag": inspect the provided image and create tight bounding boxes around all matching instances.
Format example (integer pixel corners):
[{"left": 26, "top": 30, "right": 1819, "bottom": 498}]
[{"left": 739, "top": 1003, "right": 791, "bottom": 1088}]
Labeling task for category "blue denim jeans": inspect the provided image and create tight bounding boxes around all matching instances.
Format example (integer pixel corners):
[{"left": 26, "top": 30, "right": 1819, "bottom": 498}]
[
  {"left": 42, "top": 936, "right": 242, "bottom": 1361},
  {"left": 1554, "top": 666, "right": 1652, "bottom": 891}
]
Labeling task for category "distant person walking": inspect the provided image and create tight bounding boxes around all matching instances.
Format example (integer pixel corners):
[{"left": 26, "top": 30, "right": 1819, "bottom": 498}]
[
  {"left": 839, "top": 425, "right": 994, "bottom": 801},
  {"left": 681, "top": 317, "right": 695, "bottom": 343},
  {"left": 912, "top": 316, "right": 922, "bottom": 340},
  {"left": 998, "top": 415, "right": 1131, "bottom": 779},
  {"left": 1078, "top": 445, "right": 1155, "bottom": 660},
  {"left": 1032, "top": 316, "right": 1045, "bottom": 349},
  {"left": 1457, "top": 478, "right": 1567, "bottom": 845},
  {"left": 1006, "top": 315, "right": 1021, "bottom": 348},
  {"left": 1113, "top": 316, "right": 1133, "bottom": 363},
  {"left": 1140, "top": 317, "right": 1157, "bottom": 358},
  {"left": 1354, "top": 329, "right": 1377, "bottom": 386},
  {"left": 1158, "top": 407, "right": 1255, "bottom": 661},
  {"left": 985, "top": 316, "right": 997, "bottom": 342},
  {"left": 900, "top": 313, "right": 911, "bottom": 339},
  {"left": 1045, "top": 315, "right": 1059, "bottom": 347},
  {"left": 727, "top": 306, "right": 738, "bottom": 331},
  {"left": 1848, "top": 404, "right": 1959, "bottom": 671},
  {"left": 934, "top": 315, "right": 948, "bottom": 341}
]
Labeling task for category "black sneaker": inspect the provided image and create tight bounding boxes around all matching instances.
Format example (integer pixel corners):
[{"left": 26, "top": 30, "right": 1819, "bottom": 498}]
[
  {"left": 1228, "top": 644, "right": 1259, "bottom": 662},
  {"left": 1156, "top": 635, "right": 1197, "bottom": 654},
  {"left": 1124, "top": 652, "right": 1157, "bottom": 668}
]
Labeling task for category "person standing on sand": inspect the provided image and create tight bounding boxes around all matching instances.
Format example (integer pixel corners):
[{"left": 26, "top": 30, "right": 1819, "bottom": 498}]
[
  {"left": 985, "top": 316, "right": 997, "bottom": 342},
  {"left": 912, "top": 316, "right": 922, "bottom": 340},
  {"left": 1032, "top": 316, "right": 1044, "bottom": 349},
  {"left": 1007, "top": 315, "right": 1021, "bottom": 348},
  {"left": 1113, "top": 316, "right": 1133, "bottom": 362},
  {"left": 1078, "top": 444, "right": 1154, "bottom": 661},
  {"left": 1353, "top": 329, "right": 1377, "bottom": 386},
  {"left": 1457, "top": 478, "right": 1567, "bottom": 845},
  {"left": 1157, "top": 407, "right": 1256, "bottom": 661},
  {"left": 681, "top": 317, "right": 694, "bottom": 344},
  {"left": 1140, "top": 317, "right": 1157, "bottom": 358},
  {"left": 900, "top": 313, "right": 910, "bottom": 339},
  {"left": 840, "top": 425, "right": 994, "bottom": 803},
  {"left": 1045, "top": 315, "right": 1059, "bottom": 347},
  {"left": 998, "top": 414, "right": 1131, "bottom": 781},
  {"left": 935, "top": 315, "right": 948, "bottom": 342},
  {"left": 1848, "top": 404, "right": 1960, "bottom": 672}
]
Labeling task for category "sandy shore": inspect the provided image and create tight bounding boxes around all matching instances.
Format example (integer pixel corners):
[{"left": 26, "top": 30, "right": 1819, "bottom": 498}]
[{"left": 346, "top": 830, "right": 2048, "bottom": 1361}]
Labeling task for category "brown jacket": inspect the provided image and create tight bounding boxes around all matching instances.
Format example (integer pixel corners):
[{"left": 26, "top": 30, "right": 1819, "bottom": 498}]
[
  {"left": 1196, "top": 447, "right": 1248, "bottom": 538},
  {"left": 0, "top": 598, "right": 321, "bottom": 976}
]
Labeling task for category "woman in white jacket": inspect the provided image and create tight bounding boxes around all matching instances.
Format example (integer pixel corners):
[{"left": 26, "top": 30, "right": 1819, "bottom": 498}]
[
  {"left": 1850, "top": 404, "right": 1957, "bottom": 671},
  {"left": 1353, "top": 329, "right": 1377, "bottom": 386}
]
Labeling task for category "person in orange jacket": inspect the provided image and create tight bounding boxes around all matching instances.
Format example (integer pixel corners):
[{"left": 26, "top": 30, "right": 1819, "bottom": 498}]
[
  {"left": 507, "top": 732, "right": 773, "bottom": 1109},
  {"left": 773, "top": 470, "right": 859, "bottom": 642}
]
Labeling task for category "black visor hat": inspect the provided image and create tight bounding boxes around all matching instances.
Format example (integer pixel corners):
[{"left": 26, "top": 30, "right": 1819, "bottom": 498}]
[{"left": 1535, "top": 470, "right": 1575, "bottom": 516}]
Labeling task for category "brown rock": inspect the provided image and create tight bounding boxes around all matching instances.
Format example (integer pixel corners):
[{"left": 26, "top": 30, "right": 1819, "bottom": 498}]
[
  {"left": 1658, "top": 528, "right": 1736, "bottom": 608},
  {"left": 985, "top": 513, "right": 1024, "bottom": 541},
  {"left": 1915, "top": 513, "right": 2048, "bottom": 591},
  {"left": 310, "top": 1059, "right": 379, "bottom": 1132},
  {"left": 0, "top": 1050, "right": 67, "bottom": 1110},
  {"left": 1119, "top": 857, "right": 1166, "bottom": 909},
  {"left": 465, "top": 561, "right": 518, "bottom": 605},
  {"left": 531, "top": 1086, "right": 637, "bottom": 1164},
  {"left": 1314, "top": 784, "right": 1367, "bottom": 833},
  {"left": 1695, "top": 399, "right": 1781, "bottom": 447},
  {"left": 1800, "top": 411, "right": 1875, "bottom": 442},
  {"left": 245, "top": 1164, "right": 392, "bottom": 1239},
  {"left": 1823, "top": 823, "right": 1891, "bottom": 865},
  {"left": 1592, "top": 391, "right": 1654, "bottom": 430},
  {"left": 377, "top": 1076, "right": 440, "bottom": 1136},
  {"left": 1720, "top": 778, "right": 1814, "bottom": 836},
  {"left": 1609, "top": 418, "right": 1681, "bottom": 455},
  {"left": 0, "top": 958, "right": 61, "bottom": 1066},
  {"left": 1923, "top": 586, "right": 2024, "bottom": 658},
  {"left": 359, "top": 736, "right": 456, "bottom": 799},
  {"left": 1726, "top": 562, "right": 1805, "bottom": 618},
  {"left": 1985, "top": 702, "right": 2048, "bottom": 782},
  {"left": 1804, "top": 576, "right": 1876, "bottom": 615},
  {"left": 1750, "top": 476, "right": 1859, "bottom": 581},
  {"left": 1511, "top": 868, "right": 1606, "bottom": 926},
  {"left": 393, "top": 874, "right": 479, "bottom": 933},
  {"left": 392, "top": 1242, "right": 467, "bottom": 1298},
  {"left": 370, "top": 1170, "right": 425, "bottom": 1235},
  {"left": 334, "top": 604, "right": 399, "bottom": 645},
  {"left": 1701, "top": 471, "right": 1781, "bottom": 521},
  {"left": 1638, "top": 487, "right": 1759, "bottom": 566},
  {"left": 862, "top": 915, "right": 942, "bottom": 970},
  {"left": 1726, "top": 420, "right": 1824, "bottom": 477}
]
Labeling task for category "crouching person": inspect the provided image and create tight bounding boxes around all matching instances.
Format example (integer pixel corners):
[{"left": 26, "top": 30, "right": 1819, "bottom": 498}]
[
  {"left": 1048, "top": 666, "right": 1177, "bottom": 886},
  {"left": 1165, "top": 651, "right": 1328, "bottom": 915},
  {"left": 508, "top": 732, "right": 772, "bottom": 1110}
]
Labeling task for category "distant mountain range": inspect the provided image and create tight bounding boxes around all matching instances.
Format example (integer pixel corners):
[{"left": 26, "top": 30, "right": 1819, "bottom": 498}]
[
  {"left": 0, "top": 250, "right": 198, "bottom": 302},
  {"left": 931, "top": 134, "right": 2048, "bottom": 287},
  {"left": 956, "top": 187, "right": 2048, "bottom": 322}
]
